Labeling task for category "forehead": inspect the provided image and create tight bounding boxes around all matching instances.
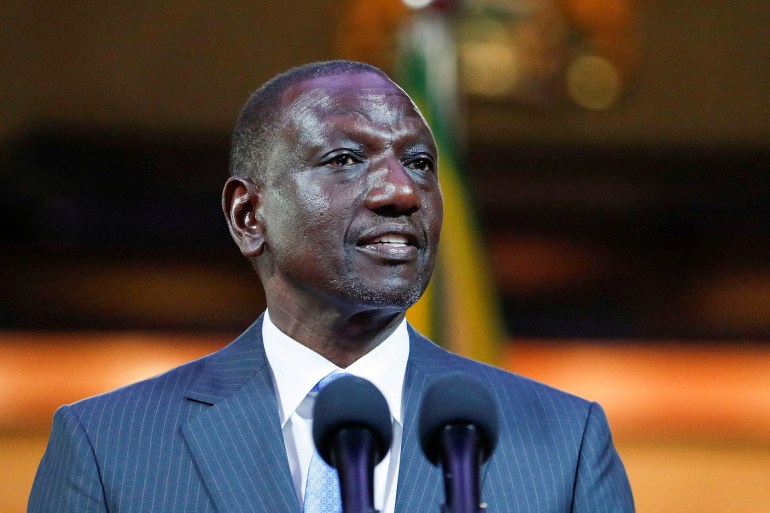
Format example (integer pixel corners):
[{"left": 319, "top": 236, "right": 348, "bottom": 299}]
[{"left": 278, "top": 72, "right": 433, "bottom": 136}]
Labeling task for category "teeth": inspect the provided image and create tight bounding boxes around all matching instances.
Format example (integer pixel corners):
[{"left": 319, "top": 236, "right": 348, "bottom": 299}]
[{"left": 373, "top": 234, "right": 409, "bottom": 246}]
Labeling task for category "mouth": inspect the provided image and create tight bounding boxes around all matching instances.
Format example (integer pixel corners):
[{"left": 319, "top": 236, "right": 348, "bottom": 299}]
[{"left": 356, "top": 229, "right": 419, "bottom": 261}]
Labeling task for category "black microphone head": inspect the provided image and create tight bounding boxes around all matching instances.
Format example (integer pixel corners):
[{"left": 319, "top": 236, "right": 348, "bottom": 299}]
[
  {"left": 418, "top": 373, "right": 499, "bottom": 465},
  {"left": 312, "top": 375, "right": 393, "bottom": 467}
]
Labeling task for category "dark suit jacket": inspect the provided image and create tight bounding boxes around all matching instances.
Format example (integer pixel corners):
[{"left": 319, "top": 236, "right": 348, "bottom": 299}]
[{"left": 29, "top": 316, "right": 634, "bottom": 512}]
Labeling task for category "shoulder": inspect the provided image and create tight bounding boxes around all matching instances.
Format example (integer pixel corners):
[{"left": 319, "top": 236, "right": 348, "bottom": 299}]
[
  {"left": 65, "top": 349, "right": 213, "bottom": 427},
  {"left": 67, "top": 317, "right": 266, "bottom": 424},
  {"left": 407, "top": 329, "right": 618, "bottom": 493},
  {"left": 408, "top": 327, "right": 593, "bottom": 426}
]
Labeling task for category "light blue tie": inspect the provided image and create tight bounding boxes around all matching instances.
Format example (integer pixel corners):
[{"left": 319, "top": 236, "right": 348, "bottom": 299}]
[{"left": 304, "top": 372, "right": 348, "bottom": 513}]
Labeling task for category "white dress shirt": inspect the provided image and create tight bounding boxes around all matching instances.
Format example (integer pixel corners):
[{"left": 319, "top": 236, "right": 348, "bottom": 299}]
[{"left": 262, "top": 310, "right": 409, "bottom": 513}]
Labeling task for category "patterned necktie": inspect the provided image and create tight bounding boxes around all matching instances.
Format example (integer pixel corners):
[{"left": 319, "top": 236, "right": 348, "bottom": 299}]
[{"left": 303, "top": 372, "right": 348, "bottom": 513}]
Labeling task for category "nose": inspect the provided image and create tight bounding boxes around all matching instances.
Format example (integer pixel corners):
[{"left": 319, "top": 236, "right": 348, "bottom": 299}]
[{"left": 363, "top": 157, "right": 421, "bottom": 216}]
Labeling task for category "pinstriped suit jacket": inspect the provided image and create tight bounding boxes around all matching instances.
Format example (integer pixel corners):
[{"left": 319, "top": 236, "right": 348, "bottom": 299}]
[{"left": 29, "top": 316, "right": 634, "bottom": 513}]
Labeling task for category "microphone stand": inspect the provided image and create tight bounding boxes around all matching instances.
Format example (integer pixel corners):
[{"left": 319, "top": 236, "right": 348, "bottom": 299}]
[
  {"left": 438, "top": 425, "right": 486, "bottom": 513},
  {"left": 332, "top": 428, "right": 380, "bottom": 513}
]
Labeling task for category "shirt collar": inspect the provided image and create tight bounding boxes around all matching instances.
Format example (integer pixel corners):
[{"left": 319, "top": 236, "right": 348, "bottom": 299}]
[{"left": 262, "top": 310, "right": 409, "bottom": 428}]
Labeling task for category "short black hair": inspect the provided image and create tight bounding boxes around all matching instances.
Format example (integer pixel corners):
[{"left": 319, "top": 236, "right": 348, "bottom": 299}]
[{"left": 229, "top": 60, "right": 391, "bottom": 181}]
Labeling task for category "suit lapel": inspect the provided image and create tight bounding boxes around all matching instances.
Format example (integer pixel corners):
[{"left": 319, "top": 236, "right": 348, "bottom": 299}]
[
  {"left": 179, "top": 319, "right": 486, "bottom": 513},
  {"left": 394, "top": 328, "right": 447, "bottom": 513},
  {"left": 181, "top": 317, "right": 299, "bottom": 513},
  {"left": 396, "top": 328, "right": 496, "bottom": 513}
]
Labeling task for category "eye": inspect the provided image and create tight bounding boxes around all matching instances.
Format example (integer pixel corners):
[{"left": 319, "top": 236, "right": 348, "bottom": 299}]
[
  {"left": 406, "top": 157, "right": 434, "bottom": 173},
  {"left": 325, "top": 152, "right": 361, "bottom": 167}
]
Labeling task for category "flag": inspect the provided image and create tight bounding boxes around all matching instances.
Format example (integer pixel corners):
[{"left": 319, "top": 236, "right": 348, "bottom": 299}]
[{"left": 397, "top": 9, "right": 504, "bottom": 364}]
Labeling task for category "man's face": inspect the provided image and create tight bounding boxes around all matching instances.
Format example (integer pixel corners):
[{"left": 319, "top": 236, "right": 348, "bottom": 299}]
[{"left": 258, "top": 72, "right": 443, "bottom": 312}]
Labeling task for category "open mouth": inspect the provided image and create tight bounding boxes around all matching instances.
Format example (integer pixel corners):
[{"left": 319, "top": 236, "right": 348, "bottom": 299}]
[
  {"left": 357, "top": 231, "right": 419, "bottom": 260},
  {"left": 369, "top": 234, "right": 410, "bottom": 247}
]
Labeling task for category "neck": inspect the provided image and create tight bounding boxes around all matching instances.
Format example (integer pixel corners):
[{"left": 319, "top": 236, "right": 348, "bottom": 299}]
[{"left": 266, "top": 300, "right": 406, "bottom": 368}]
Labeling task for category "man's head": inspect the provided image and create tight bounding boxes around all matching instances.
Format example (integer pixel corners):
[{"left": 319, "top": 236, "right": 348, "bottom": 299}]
[{"left": 223, "top": 61, "right": 443, "bottom": 317}]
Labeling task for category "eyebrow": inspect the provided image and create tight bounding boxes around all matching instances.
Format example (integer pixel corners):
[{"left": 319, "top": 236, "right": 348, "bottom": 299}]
[{"left": 317, "top": 116, "right": 436, "bottom": 151}]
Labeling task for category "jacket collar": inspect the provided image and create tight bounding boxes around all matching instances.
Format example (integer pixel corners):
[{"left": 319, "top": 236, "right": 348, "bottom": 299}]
[
  {"left": 184, "top": 316, "right": 269, "bottom": 405},
  {"left": 395, "top": 325, "right": 462, "bottom": 513},
  {"left": 181, "top": 315, "right": 300, "bottom": 513},
  {"left": 181, "top": 317, "right": 466, "bottom": 513}
]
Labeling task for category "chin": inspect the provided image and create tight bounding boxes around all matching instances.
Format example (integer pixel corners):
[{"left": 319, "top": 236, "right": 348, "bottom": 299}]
[
  {"left": 340, "top": 278, "right": 427, "bottom": 311},
  {"left": 334, "top": 264, "right": 434, "bottom": 311}
]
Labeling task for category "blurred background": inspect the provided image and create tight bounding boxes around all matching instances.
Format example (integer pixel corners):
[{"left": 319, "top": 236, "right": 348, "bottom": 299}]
[{"left": 1, "top": 0, "right": 768, "bottom": 512}]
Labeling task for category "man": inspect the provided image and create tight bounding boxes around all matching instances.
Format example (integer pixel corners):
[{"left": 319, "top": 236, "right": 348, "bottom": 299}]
[{"left": 29, "top": 60, "right": 634, "bottom": 513}]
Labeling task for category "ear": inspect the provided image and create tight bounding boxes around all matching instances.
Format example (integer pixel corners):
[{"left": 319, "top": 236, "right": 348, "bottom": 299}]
[{"left": 222, "top": 176, "right": 265, "bottom": 257}]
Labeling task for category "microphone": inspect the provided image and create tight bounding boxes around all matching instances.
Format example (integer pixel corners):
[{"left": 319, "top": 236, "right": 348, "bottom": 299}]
[
  {"left": 418, "top": 374, "right": 499, "bottom": 513},
  {"left": 313, "top": 375, "right": 393, "bottom": 513}
]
